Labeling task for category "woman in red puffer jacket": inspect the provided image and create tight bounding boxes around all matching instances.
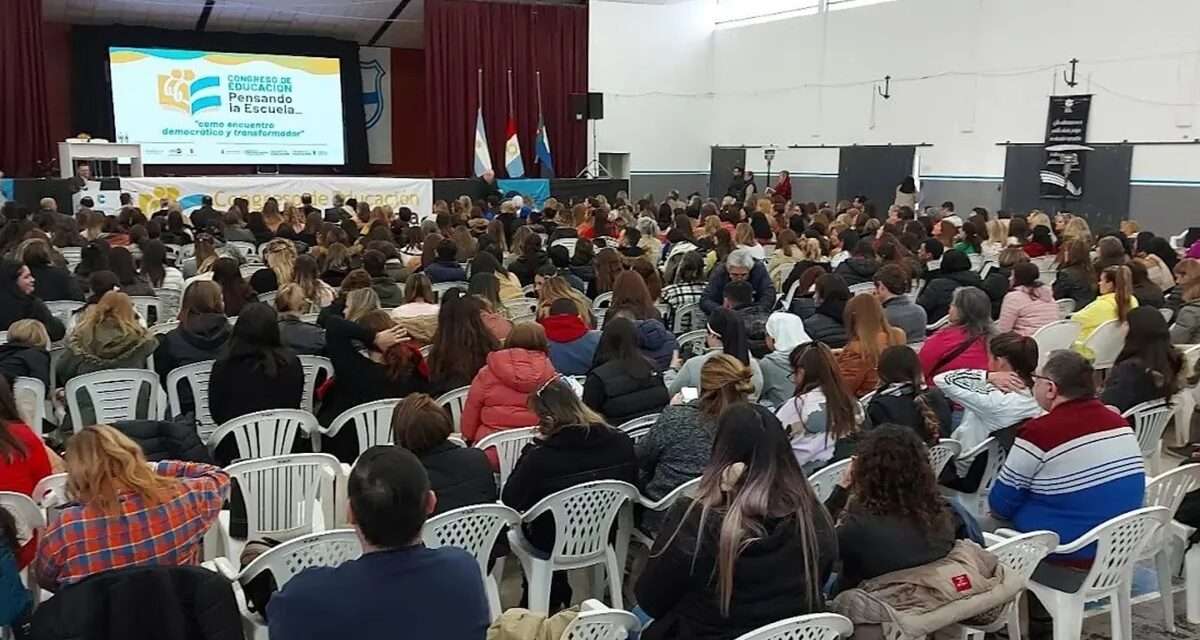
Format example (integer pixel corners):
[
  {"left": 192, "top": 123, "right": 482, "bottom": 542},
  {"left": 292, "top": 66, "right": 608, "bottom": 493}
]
[{"left": 460, "top": 322, "right": 558, "bottom": 468}]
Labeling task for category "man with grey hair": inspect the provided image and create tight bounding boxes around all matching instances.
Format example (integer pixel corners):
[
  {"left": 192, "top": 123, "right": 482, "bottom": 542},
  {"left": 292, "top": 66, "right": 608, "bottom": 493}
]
[
  {"left": 324, "top": 192, "right": 349, "bottom": 223},
  {"left": 700, "top": 248, "right": 775, "bottom": 314}
]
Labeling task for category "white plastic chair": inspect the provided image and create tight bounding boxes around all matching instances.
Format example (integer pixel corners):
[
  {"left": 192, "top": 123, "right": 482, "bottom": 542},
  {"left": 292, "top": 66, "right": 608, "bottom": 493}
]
[
  {"left": 12, "top": 376, "right": 46, "bottom": 434},
  {"left": 256, "top": 291, "right": 277, "bottom": 306},
  {"left": 955, "top": 530, "right": 1059, "bottom": 640},
  {"left": 219, "top": 454, "right": 344, "bottom": 569},
  {"left": 928, "top": 439, "right": 961, "bottom": 477},
  {"left": 149, "top": 320, "right": 181, "bottom": 336},
  {"left": 672, "top": 302, "right": 705, "bottom": 334},
  {"left": 941, "top": 437, "right": 1005, "bottom": 519},
  {"left": 1055, "top": 298, "right": 1076, "bottom": 319},
  {"left": 507, "top": 480, "right": 639, "bottom": 614},
  {"left": 432, "top": 281, "right": 469, "bottom": 302},
  {"left": 165, "top": 360, "right": 217, "bottom": 440},
  {"left": 436, "top": 386, "right": 471, "bottom": 434},
  {"left": 630, "top": 476, "right": 701, "bottom": 549},
  {"left": 154, "top": 287, "right": 182, "bottom": 321},
  {"left": 616, "top": 413, "right": 658, "bottom": 444},
  {"left": 592, "top": 292, "right": 614, "bottom": 310},
  {"left": 808, "top": 458, "right": 852, "bottom": 503},
  {"left": 561, "top": 600, "right": 642, "bottom": 640},
  {"left": 421, "top": 503, "right": 521, "bottom": 621},
  {"left": 676, "top": 329, "right": 708, "bottom": 360},
  {"left": 1123, "top": 399, "right": 1173, "bottom": 474},
  {"left": 419, "top": 344, "right": 433, "bottom": 358},
  {"left": 298, "top": 355, "right": 333, "bottom": 414},
  {"left": 1173, "top": 345, "right": 1200, "bottom": 447},
  {"left": 731, "top": 612, "right": 854, "bottom": 640},
  {"left": 849, "top": 282, "right": 875, "bottom": 296},
  {"left": 206, "top": 409, "right": 320, "bottom": 460},
  {"left": 474, "top": 426, "right": 538, "bottom": 489},
  {"left": 551, "top": 238, "right": 578, "bottom": 257},
  {"left": 31, "top": 473, "right": 68, "bottom": 509},
  {"left": 65, "top": 368, "right": 161, "bottom": 429},
  {"left": 1083, "top": 319, "right": 1125, "bottom": 370},
  {"left": 927, "top": 315, "right": 951, "bottom": 332},
  {"left": 60, "top": 247, "right": 82, "bottom": 270},
  {"left": 0, "top": 492, "right": 45, "bottom": 603},
  {"left": 45, "top": 300, "right": 84, "bottom": 327},
  {"left": 1143, "top": 464, "right": 1200, "bottom": 628},
  {"left": 1032, "top": 320, "right": 1082, "bottom": 367},
  {"left": 505, "top": 298, "right": 538, "bottom": 318},
  {"left": 128, "top": 295, "right": 163, "bottom": 327},
  {"left": 212, "top": 529, "right": 362, "bottom": 640},
  {"left": 226, "top": 241, "right": 260, "bottom": 261},
  {"left": 318, "top": 398, "right": 401, "bottom": 457},
  {"left": 239, "top": 264, "right": 261, "bottom": 280},
  {"left": 1025, "top": 506, "right": 1170, "bottom": 640}
]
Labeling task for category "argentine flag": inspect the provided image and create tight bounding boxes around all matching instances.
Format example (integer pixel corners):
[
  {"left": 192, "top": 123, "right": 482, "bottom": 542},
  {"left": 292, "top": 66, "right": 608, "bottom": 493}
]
[
  {"left": 535, "top": 115, "right": 554, "bottom": 178},
  {"left": 504, "top": 116, "right": 525, "bottom": 178},
  {"left": 474, "top": 107, "right": 493, "bottom": 177}
]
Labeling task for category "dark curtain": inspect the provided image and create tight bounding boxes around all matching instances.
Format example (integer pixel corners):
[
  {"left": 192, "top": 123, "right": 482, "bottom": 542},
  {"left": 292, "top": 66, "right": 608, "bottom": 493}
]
[
  {"left": 426, "top": 0, "right": 587, "bottom": 179},
  {"left": 71, "top": 25, "right": 369, "bottom": 174},
  {"left": 0, "top": 0, "right": 53, "bottom": 177}
]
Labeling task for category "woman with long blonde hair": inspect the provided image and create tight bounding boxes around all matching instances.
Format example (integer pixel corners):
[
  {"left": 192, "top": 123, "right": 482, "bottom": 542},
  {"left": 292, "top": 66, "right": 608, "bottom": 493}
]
[
  {"left": 537, "top": 274, "right": 593, "bottom": 325},
  {"left": 253, "top": 238, "right": 297, "bottom": 294},
  {"left": 734, "top": 222, "right": 765, "bottom": 261},
  {"left": 36, "top": 425, "right": 230, "bottom": 590},
  {"left": 637, "top": 402, "right": 835, "bottom": 638},
  {"left": 293, "top": 254, "right": 336, "bottom": 308},
  {"left": 834, "top": 294, "right": 906, "bottom": 397}
]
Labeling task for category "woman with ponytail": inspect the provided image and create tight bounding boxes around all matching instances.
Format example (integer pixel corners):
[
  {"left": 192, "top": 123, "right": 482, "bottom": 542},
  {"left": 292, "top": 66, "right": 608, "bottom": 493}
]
[
  {"left": 865, "top": 346, "right": 952, "bottom": 446},
  {"left": 1073, "top": 265, "right": 1137, "bottom": 355},
  {"left": 636, "top": 402, "right": 836, "bottom": 640}
]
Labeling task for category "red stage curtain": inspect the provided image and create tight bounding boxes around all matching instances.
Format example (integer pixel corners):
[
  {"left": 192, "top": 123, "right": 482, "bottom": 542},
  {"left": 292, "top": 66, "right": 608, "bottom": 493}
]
[
  {"left": 425, "top": 0, "right": 588, "bottom": 179},
  {"left": 0, "top": 0, "right": 53, "bottom": 177}
]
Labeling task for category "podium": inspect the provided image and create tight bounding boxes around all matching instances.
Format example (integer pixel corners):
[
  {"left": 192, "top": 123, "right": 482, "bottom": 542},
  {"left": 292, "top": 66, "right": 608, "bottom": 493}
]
[{"left": 58, "top": 140, "right": 144, "bottom": 179}]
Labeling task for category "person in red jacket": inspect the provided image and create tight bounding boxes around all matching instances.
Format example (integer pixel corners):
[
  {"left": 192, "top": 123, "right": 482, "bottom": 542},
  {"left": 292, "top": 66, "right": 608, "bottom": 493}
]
[
  {"left": 0, "top": 378, "right": 53, "bottom": 568},
  {"left": 460, "top": 322, "right": 558, "bottom": 468},
  {"left": 772, "top": 170, "right": 793, "bottom": 203}
]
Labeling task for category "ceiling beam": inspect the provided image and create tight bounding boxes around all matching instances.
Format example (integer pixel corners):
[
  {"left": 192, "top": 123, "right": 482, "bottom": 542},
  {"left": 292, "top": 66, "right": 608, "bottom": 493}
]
[
  {"left": 196, "top": 0, "right": 216, "bottom": 31},
  {"left": 367, "top": 0, "right": 415, "bottom": 46}
]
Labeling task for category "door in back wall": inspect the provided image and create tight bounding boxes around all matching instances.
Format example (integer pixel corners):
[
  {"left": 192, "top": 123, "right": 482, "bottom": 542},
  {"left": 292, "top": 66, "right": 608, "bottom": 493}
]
[
  {"left": 710, "top": 147, "right": 747, "bottom": 199},
  {"left": 1001, "top": 144, "right": 1132, "bottom": 232},
  {"left": 838, "top": 146, "right": 915, "bottom": 217}
]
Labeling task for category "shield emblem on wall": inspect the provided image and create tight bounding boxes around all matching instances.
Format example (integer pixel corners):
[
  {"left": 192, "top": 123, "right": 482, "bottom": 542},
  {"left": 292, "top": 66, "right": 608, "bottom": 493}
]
[{"left": 361, "top": 59, "right": 386, "bottom": 129}]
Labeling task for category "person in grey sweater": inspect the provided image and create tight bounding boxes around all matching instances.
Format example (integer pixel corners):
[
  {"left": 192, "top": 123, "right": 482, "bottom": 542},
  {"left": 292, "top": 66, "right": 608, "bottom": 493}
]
[
  {"left": 875, "top": 264, "right": 927, "bottom": 344},
  {"left": 759, "top": 313, "right": 812, "bottom": 409},
  {"left": 637, "top": 354, "right": 754, "bottom": 533}
]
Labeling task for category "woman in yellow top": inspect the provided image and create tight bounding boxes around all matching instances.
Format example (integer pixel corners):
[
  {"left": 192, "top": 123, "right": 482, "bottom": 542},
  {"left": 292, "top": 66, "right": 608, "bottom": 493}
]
[{"left": 1073, "top": 265, "right": 1137, "bottom": 356}]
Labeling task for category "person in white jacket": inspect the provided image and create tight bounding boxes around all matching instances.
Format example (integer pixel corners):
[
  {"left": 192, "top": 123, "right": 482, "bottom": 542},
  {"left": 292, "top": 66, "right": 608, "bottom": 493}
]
[{"left": 933, "top": 333, "right": 1043, "bottom": 485}]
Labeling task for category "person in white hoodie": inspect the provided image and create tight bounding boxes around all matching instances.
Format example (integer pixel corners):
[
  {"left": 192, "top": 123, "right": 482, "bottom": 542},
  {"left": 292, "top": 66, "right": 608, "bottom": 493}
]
[
  {"left": 933, "top": 332, "right": 1043, "bottom": 490},
  {"left": 758, "top": 313, "right": 813, "bottom": 408}
]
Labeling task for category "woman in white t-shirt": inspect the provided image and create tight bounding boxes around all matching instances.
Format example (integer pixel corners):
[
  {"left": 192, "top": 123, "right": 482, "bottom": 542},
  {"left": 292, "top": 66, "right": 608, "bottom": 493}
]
[
  {"left": 734, "top": 222, "right": 767, "bottom": 261},
  {"left": 774, "top": 341, "right": 863, "bottom": 473}
]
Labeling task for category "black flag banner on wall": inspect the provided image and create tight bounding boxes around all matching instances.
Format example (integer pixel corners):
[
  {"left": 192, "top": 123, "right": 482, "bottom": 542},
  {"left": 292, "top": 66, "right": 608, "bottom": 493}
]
[{"left": 1041, "top": 94, "right": 1093, "bottom": 199}]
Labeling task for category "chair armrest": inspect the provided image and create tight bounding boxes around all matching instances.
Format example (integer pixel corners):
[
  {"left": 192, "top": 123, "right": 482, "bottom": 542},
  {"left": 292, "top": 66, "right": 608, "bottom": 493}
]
[
  {"left": 982, "top": 532, "right": 1007, "bottom": 546},
  {"left": 579, "top": 599, "right": 608, "bottom": 613},
  {"left": 992, "top": 528, "right": 1021, "bottom": 539},
  {"left": 207, "top": 557, "right": 239, "bottom": 581}
]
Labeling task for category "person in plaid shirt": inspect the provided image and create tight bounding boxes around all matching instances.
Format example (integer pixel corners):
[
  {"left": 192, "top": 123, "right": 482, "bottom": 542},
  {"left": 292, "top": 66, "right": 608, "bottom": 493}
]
[
  {"left": 660, "top": 252, "right": 707, "bottom": 331},
  {"left": 36, "top": 425, "right": 230, "bottom": 590}
]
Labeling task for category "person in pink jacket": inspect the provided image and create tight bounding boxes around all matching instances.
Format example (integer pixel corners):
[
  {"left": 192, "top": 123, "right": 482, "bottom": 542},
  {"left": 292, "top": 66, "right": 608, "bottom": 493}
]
[
  {"left": 918, "top": 288, "right": 993, "bottom": 385},
  {"left": 460, "top": 321, "right": 558, "bottom": 468},
  {"left": 996, "top": 262, "right": 1059, "bottom": 337}
]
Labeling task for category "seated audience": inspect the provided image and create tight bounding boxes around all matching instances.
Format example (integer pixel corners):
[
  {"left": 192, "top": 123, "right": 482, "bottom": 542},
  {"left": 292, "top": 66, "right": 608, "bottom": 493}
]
[
  {"left": 536, "top": 273, "right": 593, "bottom": 325},
  {"left": 540, "top": 298, "right": 600, "bottom": 376},
  {"left": 268, "top": 446, "right": 488, "bottom": 640},
  {"left": 874, "top": 264, "right": 926, "bottom": 345},
  {"left": 471, "top": 250, "right": 524, "bottom": 301},
  {"left": 996, "top": 261, "right": 1057, "bottom": 337},
  {"left": 153, "top": 282, "right": 231, "bottom": 413},
  {"left": 0, "top": 377, "right": 53, "bottom": 568},
  {"left": 211, "top": 257, "right": 256, "bottom": 317},
  {"left": 833, "top": 239, "right": 878, "bottom": 286},
  {"left": 36, "top": 425, "right": 229, "bottom": 590},
  {"left": 139, "top": 240, "right": 185, "bottom": 292},
  {"left": 293, "top": 254, "right": 336, "bottom": 308},
  {"left": 661, "top": 251, "right": 707, "bottom": 329},
  {"left": 391, "top": 394, "right": 496, "bottom": 514},
  {"left": 1129, "top": 259, "right": 1165, "bottom": 309},
  {"left": 424, "top": 238, "right": 468, "bottom": 284},
  {"left": 1073, "top": 265, "right": 1136, "bottom": 353},
  {"left": 825, "top": 425, "right": 963, "bottom": 593},
  {"left": 274, "top": 284, "right": 326, "bottom": 355},
  {"left": 250, "top": 239, "right": 296, "bottom": 295},
  {"left": 865, "top": 346, "right": 952, "bottom": 444},
  {"left": 669, "top": 307, "right": 763, "bottom": 399},
  {"left": 509, "top": 233, "right": 550, "bottom": 287},
  {"left": 723, "top": 280, "right": 771, "bottom": 358},
  {"left": 427, "top": 295, "right": 499, "bottom": 396},
  {"left": 982, "top": 247, "right": 1028, "bottom": 318},
  {"left": 583, "top": 317, "right": 670, "bottom": 426},
  {"left": 636, "top": 403, "right": 835, "bottom": 640},
  {"left": 919, "top": 287, "right": 993, "bottom": 384},
  {"left": 22, "top": 240, "right": 83, "bottom": 302},
  {"left": 108, "top": 247, "right": 154, "bottom": 297},
  {"left": 501, "top": 378, "right": 636, "bottom": 610},
  {"left": 1171, "top": 258, "right": 1200, "bottom": 344},
  {"left": 546, "top": 246, "right": 587, "bottom": 294},
  {"left": 1101, "top": 306, "right": 1185, "bottom": 413},
  {"left": 758, "top": 313, "right": 812, "bottom": 408},
  {"left": 638, "top": 354, "right": 752, "bottom": 533},
  {"left": 835, "top": 294, "right": 905, "bottom": 397},
  {"left": 803, "top": 274, "right": 851, "bottom": 348},
  {"left": 1052, "top": 239, "right": 1097, "bottom": 311},
  {"left": 0, "top": 320, "right": 50, "bottom": 388},
  {"left": 363, "top": 250, "right": 404, "bottom": 308},
  {"left": 467, "top": 273, "right": 513, "bottom": 342},
  {"left": 209, "top": 303, "right": 304, "bottom": 435},
  {"left": 699, "top": 249, "right": 776, "bottom": 315},
  {"left": 0, "top": 259, "right": 65, "bottom": 341},
  {"left": 390, "top": 273, "right": 440, "bottom": 343},
  {"left": 776, "top": 342, "right": 862, "bottom": 472},
  {"left": 460, "top": 322, "right": 558, "bottom": 462},
  {"left": 917, "top": 249, "right": 985, "bottom": 321},
  {"left": 608, "top": 270, "right": 661, "bottom": 322},
  {"left": 918, "top": 237, "right": 944, "bottom": 280}
]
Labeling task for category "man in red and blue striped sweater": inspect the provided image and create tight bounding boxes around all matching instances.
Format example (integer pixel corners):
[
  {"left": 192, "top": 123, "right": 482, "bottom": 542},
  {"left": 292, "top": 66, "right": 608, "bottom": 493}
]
[{"left": 989, "top": 350, "right": 1145, "bottom": 562}]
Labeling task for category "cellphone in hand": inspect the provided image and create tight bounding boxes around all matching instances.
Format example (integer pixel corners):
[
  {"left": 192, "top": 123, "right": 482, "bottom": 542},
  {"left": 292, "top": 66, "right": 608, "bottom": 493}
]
[{"left": 680, "top": 387, "right": 699, "bottom": 402}]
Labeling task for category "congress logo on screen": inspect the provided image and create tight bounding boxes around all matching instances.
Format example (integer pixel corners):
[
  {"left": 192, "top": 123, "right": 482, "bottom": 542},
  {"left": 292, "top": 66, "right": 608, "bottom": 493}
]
[{"left": 157, "top": 69, "right": 222, "bottom": 116}]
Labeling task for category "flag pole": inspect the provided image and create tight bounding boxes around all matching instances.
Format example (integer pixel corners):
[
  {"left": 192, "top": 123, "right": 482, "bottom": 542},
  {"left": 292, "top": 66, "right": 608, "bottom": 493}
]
[
  {"left": 478, "top": 68, "right": 483, "bottom": 110},
  {"left": 536, "top": 71, "right": 543, "bottom": 115},
  {"left": 507, "top": 69, "right": 514, "bottom": 119}
]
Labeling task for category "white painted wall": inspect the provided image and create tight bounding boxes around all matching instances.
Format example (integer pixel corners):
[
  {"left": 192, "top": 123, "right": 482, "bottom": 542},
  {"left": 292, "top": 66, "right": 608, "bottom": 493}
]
[{"left": 592, "top": 0, "right": 1200, "bottom": 182}]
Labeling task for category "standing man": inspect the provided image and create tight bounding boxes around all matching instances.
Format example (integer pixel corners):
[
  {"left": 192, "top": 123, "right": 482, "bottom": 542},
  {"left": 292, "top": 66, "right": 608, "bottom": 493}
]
[
  {"left": 300, "top": 193, "right": 320, "bottom": 218},
  {"left": 474, "top": 170, "right": 502, "bottom": 204}
]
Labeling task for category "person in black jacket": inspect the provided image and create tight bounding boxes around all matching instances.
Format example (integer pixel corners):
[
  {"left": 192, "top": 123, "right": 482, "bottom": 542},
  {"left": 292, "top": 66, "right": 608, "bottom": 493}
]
[
  {"left": 1052, "top": 239, "right": 1097, "bottom": 311},
  {"left": 154, "top": 282, "right": 232, "bottom": 416},
  {"left": 583, "top": 317, "right": 669, "bottom": 426},
  {"left": 1101, "top": 306, "right": 1186, "bottom": 414},
  {"left": 833, "top": 240, "right": 879, "bottom": 287},
  {"left": 391, "top": 394, "right": 496, "bottom": 514},
  {"left": 865, "top": 346, "right": 952, "bottom": 444},
  {"left": 502, "top": 378, "right": 637, "bottom": 611},
  {"left": 0, "top": 319, "right": 51, "bottom": 388},
  {"left": 110, "top": 419, "right": 211, "bottom": 463},
  {"left": 636, "top": 403, "right": 836, "bottom": 640},
  {"left": 209, "top": 304, "right": 304, "bottom": 462},
  {"left": 1129, "top": 259, "right": 1166, "bottom": 309},
  {"left": 317, "top": 303, "right": 426, "bottom": 462},
  {"left": 423, "top": 239, "right": 468, "bottom": 284},
  {"left": 509, "top": 233, "right": 551, "bottom": 287},
  {"left": 982, "top": 248, "right": 1027, "bottom": 319},
  {"left": 917, "top": 249, "right": 986, "bottom": 322},
  {"left": 803, "top": 274, "right": 849, "bottom": 348},
  {"left": 21, "top": 240, "right": 83, "bottom": 302},
  {"left": 0, "top": 259, "right": 65, "bottom": 342}
]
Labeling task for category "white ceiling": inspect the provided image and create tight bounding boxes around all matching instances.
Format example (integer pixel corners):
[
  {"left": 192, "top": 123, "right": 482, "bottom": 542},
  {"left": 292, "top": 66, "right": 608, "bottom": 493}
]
[{"left": 43, "top": 0, "right": 428, "bottom": 49}]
